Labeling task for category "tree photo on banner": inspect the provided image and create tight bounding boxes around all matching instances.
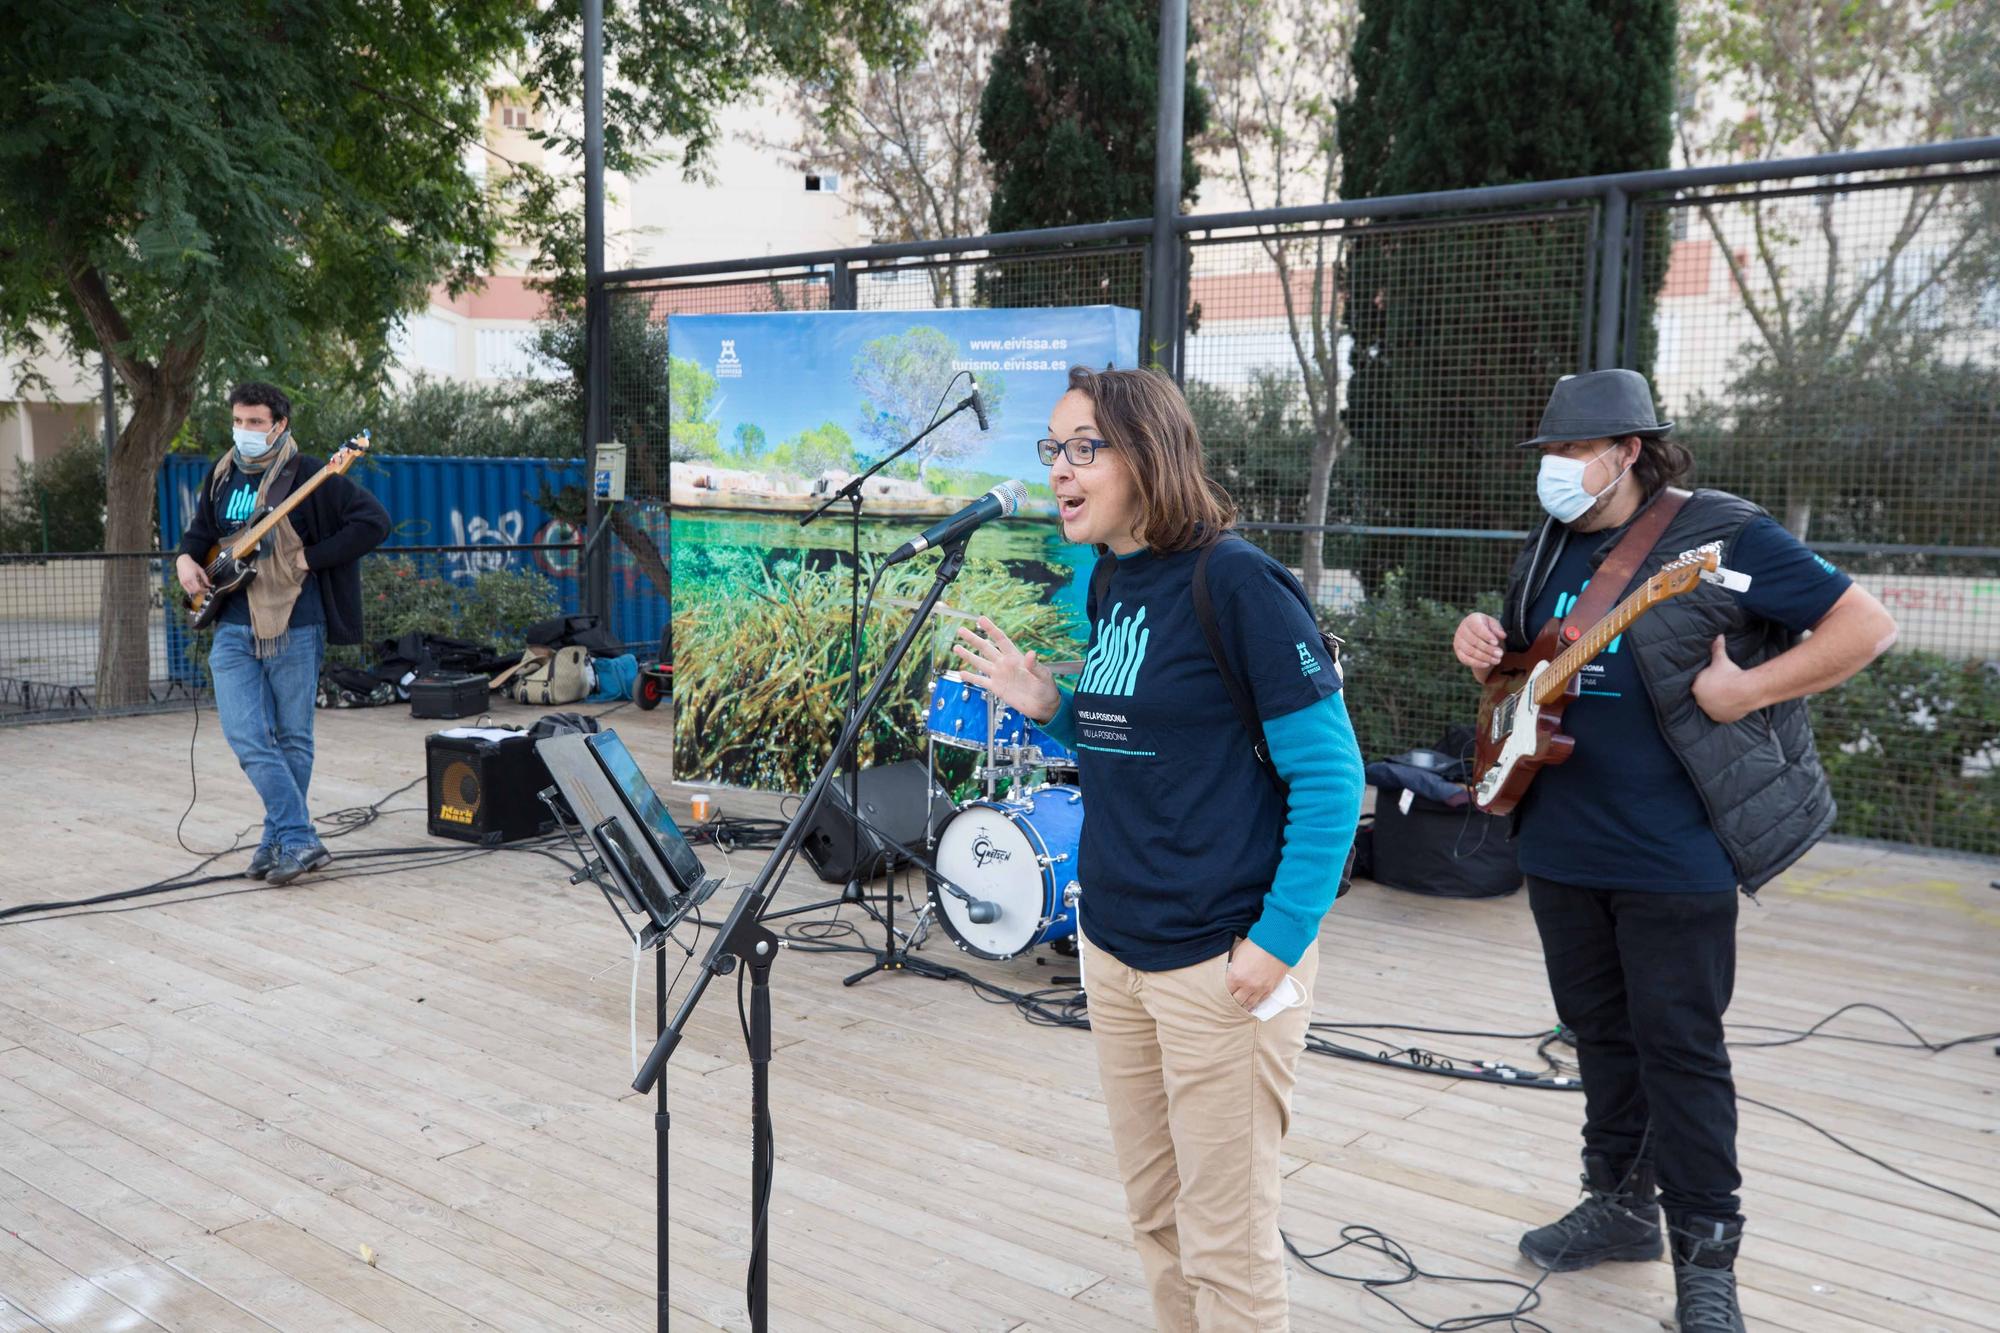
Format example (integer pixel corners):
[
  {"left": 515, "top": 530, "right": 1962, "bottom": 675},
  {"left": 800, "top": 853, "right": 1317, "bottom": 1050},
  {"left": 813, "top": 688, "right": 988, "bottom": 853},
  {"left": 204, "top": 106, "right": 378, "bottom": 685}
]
[{"left": 667, "top": 307, "right": 1139, "bottom": 794}]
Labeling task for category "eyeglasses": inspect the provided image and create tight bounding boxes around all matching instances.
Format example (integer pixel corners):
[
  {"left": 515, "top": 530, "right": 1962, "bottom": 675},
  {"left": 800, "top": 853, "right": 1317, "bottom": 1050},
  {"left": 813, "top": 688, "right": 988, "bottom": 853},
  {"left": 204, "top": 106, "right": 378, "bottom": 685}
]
[{"left": 1036, "top": 436, "right": 1112, "bottom": 467}]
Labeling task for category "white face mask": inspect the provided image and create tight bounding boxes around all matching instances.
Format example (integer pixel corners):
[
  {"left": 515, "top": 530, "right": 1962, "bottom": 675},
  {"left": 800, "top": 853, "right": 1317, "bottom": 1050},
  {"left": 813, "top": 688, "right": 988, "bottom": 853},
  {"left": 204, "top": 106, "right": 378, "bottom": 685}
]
[
  {"left": 233, "top": 426, "right": 276, "bottom": 458},
  {"left": 1537, "top": 445, "right": 1631, "bottom": 524}
]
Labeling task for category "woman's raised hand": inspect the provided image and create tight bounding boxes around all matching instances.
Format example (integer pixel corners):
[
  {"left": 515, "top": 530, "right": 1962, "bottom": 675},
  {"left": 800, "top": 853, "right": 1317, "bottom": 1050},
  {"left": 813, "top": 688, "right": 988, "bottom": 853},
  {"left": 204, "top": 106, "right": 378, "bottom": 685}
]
[{"left": 953, "top": 615, "right": 1063, "bottom": 724}]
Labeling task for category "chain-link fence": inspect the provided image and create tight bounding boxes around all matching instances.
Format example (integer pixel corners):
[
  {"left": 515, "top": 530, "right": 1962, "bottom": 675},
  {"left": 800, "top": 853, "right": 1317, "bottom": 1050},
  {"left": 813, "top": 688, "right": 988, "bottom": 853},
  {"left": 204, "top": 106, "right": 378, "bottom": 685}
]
[
  {"left": 8, "top": 144, "right": 1995, "bottom": 857},
  {"left": 0, "top": 545, "right": 588, "bottom": 724},
  {"left": 594, "top": 149, "right": 1996, "bottom": 857},
  {"left": 1634, "top": 167, "right": 2000, "bottom": 854}
]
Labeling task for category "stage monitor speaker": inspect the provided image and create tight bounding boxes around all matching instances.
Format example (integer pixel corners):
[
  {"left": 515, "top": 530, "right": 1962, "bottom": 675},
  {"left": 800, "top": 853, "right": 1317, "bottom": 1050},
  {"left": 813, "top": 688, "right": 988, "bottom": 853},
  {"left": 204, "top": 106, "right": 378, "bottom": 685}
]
[
  {"left": 427, "top": 730, "right": 558, "bottom": 845},
  {"left": 799, "top": 760, "right": 955, "bottom": 884}
]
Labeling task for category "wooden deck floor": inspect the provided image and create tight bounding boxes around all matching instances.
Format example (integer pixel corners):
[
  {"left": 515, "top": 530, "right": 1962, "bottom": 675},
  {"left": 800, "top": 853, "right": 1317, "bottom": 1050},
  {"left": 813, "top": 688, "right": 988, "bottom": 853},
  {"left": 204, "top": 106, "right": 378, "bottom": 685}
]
[{"left": 1, "top": 702, "right": 1995, "bottom": 1332}]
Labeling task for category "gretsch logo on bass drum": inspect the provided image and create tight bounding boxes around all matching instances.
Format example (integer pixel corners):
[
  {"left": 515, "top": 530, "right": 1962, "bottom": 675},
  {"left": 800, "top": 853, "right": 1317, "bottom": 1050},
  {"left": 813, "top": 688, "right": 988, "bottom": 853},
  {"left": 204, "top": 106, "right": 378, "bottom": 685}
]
[{"left": 971, "top": 833, "right": 1012, "bottom": 868}]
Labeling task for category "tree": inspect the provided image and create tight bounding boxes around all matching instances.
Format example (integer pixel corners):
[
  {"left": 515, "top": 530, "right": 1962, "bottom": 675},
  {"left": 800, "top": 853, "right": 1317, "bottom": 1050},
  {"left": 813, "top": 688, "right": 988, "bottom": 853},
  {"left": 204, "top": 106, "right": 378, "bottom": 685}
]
[
  {"left": 977, "top": 0, "right": 1210, "bottom": 313},
  {"left": 0, "top": 1, "right": 912, "bottom": 706},
  {"left": 1675, "top": 0, "right": 2000, "bottom": 538},
  {"left": 775, "top": 0, "right": 1005, "bottom": 301},
  {"left": 850, "top": 327, "right": 1003, "bottom": 481},
  {"left": 731, "top": 422, "right": 769, "bottom": 463},
  {"left": 772, "top": 422, "right": 859, "bottom": 477},
  {"left": 1336, "top": 0, "right": 1675, "bottom": 603},
  {"left": 530, "top": 298, "right": 679, "bottom": 599},
  {"left": 1198, "top": 0, "right": 1361, "bottom": 599}
]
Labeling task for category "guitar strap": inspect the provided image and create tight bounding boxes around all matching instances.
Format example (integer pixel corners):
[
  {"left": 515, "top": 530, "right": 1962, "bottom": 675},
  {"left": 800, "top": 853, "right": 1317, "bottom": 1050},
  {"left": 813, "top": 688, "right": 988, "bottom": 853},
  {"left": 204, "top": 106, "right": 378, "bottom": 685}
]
[{"left": 1557, "top": 486, "right": 1689, "bottom": 645}]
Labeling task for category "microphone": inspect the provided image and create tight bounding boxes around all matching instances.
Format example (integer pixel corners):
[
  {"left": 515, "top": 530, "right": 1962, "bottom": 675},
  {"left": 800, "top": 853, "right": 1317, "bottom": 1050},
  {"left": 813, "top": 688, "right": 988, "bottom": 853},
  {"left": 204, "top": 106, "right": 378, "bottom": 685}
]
[
  {"left": 884, "top": 479, "right": 1026, "bottom": 565},
  {"left": 967, "top": 390, "right": 991, "bottom": 432},
  {"left": 965, "top": 897, "right": 1001, "bottom": 925}
]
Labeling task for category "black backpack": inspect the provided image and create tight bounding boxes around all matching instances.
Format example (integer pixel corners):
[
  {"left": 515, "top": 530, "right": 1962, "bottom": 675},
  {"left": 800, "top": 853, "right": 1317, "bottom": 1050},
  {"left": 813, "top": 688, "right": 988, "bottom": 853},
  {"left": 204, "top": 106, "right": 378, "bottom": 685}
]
[{"left": 1086, "top": 537, "right": 1343, "bottom": 791}]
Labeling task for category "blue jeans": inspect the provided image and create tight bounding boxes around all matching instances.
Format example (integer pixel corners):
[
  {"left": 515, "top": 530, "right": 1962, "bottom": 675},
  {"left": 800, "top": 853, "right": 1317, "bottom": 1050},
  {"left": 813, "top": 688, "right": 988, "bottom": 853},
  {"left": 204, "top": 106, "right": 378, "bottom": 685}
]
[{"left": 209, "top": 622, "right": 325, "bottom": 855}]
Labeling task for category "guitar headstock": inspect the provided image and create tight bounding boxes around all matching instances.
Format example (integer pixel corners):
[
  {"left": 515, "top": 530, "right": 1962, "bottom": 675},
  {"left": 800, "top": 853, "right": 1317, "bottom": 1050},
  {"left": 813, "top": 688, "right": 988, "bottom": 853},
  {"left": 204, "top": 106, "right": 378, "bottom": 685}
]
[
  {"left": 1651, "top": 542, "right": 1723, "bottom": 600},
  {"left": 328, "top": 430, "right": 372, "bottom": 474}
]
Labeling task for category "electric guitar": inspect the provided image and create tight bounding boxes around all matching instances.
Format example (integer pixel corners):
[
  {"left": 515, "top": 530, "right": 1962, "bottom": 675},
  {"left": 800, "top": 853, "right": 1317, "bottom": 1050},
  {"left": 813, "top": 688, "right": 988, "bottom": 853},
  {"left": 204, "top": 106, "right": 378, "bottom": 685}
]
[
  {"left": 185, "top": 432, "right": 372, "bottom": 631},
  {"left": 1470, "top": 543, "right": 1750, "bottom": 815}
]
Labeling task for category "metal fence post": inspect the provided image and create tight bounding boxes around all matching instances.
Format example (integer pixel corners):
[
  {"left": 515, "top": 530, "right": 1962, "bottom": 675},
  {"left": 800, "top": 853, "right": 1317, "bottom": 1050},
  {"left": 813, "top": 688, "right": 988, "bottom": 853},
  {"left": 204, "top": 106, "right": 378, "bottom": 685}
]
[
  {"left": 830, "top": 259, "right": 856, "bottom": 311},
  {"left": 1594, "top": 185, "right": 1628, "bottom": 370},
  {"left": 1147, "top": 0, "right": 1189, "bottom": 377},
  {"left": 581, "top": 0, "right": 611, "bottom": 623}
]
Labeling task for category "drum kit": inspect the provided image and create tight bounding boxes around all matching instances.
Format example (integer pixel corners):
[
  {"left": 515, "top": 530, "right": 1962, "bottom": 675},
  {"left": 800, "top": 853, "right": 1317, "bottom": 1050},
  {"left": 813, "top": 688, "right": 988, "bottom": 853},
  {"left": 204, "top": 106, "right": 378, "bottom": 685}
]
[{"left": 917, "top": 669, "right": 1087, "bottom": 963}]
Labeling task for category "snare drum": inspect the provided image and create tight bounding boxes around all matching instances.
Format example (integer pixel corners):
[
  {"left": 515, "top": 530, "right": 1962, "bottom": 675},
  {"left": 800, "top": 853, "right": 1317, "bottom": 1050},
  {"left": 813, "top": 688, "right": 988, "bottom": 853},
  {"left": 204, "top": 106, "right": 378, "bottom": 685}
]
[
  {"left": 931, "top": 784, "right": 1084, "bottom": 959},
  {"left": 927, "top": 672, "right": 1030, "bottom": 751}
]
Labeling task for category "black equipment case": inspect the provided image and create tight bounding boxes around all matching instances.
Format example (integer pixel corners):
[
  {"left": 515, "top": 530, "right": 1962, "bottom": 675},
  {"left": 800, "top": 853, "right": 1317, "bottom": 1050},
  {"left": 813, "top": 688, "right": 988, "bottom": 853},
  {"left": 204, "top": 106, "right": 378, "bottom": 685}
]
[{"left": 409, "top": 671, "right": 491, "bottom": 720}]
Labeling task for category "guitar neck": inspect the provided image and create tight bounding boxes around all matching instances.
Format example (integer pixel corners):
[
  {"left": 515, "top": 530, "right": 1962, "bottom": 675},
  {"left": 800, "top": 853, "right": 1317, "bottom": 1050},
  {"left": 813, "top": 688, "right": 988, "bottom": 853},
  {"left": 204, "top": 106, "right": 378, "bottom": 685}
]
[
  {"left": 1531, "top": 576, "right": 1667, "bottom": 706},
  {"left": 227, "top": 463, "right": 339, "bottom": 557}
]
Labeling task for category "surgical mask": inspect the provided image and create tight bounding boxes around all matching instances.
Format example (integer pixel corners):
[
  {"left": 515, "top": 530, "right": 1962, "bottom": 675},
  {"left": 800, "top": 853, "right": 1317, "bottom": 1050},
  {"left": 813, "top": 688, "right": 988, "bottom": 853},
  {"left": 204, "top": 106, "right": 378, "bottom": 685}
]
[
  {"left": 233, "top": 426, "right": 276, "bottom": 458},
  {"left": 1537, "top": 446, "right": 1631, "bottom": 524}
]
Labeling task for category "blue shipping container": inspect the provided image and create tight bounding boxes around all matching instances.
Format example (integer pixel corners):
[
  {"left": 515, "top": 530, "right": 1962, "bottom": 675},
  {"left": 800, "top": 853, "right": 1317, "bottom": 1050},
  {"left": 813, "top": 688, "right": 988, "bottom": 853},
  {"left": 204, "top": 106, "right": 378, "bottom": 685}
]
[{"left": 158, "top": 454, "right": 669, "bottom": 681}]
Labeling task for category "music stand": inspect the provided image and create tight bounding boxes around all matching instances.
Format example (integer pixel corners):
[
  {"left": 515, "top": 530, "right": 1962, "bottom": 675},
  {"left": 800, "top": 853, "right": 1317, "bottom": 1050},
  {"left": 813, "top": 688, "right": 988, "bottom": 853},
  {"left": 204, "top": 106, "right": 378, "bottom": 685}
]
[{"left": 536, "top": 730, "right": 722, "bottom": 1333}]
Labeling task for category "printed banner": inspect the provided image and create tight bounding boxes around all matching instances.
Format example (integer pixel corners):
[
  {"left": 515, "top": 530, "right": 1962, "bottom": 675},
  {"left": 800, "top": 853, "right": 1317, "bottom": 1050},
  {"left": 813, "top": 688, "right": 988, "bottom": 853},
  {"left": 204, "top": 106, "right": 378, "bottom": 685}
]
[{"left": 667, "top": 307, "right": 1140, "bottom": 795}]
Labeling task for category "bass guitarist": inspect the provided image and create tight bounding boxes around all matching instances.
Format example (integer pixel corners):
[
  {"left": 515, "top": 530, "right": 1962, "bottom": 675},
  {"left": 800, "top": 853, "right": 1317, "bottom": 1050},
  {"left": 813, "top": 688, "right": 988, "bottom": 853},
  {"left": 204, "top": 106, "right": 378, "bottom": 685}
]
[
  {"left": 1450, "top": 370, "right": 1895, "bottom": 1332},
  {"left": 174, "top": 382, "right": 389, "bottom": 885}
]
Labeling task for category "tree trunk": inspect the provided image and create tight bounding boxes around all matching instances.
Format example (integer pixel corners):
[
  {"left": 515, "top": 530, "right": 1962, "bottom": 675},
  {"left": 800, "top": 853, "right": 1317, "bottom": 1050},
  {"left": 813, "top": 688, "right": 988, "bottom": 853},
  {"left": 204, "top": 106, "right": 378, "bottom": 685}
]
[
  {"left": 608, "top": 502, "right": 673, "bottom": 614},
  {"left": 1300, "top": 420, "right": 1344, "bottom": 605},
  {"left": 94, "top": 362, "right": 202, "bottom": 708}
]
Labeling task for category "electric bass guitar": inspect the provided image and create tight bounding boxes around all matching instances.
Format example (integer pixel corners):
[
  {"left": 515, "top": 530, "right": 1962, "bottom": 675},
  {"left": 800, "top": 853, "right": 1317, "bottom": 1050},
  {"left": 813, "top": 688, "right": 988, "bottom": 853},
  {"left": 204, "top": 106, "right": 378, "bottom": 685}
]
[
  {"left": 1470, "top": 543, "right": 1750, "bottom": 815},
  {"left": 185, "top": 432, "right": 372, "bottom": 631}
]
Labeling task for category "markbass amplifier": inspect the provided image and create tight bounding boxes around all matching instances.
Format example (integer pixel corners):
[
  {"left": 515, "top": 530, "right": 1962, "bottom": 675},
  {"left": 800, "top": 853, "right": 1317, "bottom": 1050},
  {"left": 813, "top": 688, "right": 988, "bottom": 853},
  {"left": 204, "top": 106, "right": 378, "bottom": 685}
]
[{"left": 426, "top": 729, "right": 557, "bottom": 845}]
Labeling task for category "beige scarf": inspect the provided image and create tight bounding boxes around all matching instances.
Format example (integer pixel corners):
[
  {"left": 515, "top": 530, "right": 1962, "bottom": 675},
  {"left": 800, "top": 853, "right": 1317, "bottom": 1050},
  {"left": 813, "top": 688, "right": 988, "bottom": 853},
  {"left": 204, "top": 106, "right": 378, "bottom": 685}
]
[{"left": 208, "top": 437, "right": 309, "bottom": 657}]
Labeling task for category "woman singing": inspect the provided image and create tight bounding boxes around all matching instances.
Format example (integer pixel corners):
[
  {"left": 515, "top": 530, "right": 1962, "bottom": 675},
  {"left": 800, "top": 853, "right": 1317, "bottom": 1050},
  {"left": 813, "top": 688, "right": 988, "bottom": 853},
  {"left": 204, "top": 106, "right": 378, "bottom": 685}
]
[{"left": 954, "top": 366, "right": 1364, "bottom": 1331}]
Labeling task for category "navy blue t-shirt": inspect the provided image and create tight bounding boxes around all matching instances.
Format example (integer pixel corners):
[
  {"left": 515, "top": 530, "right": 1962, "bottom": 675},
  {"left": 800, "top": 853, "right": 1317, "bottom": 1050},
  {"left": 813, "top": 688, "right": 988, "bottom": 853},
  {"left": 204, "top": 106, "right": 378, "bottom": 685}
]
[
  {"left": 214, "top": 463, "right": 323, "bottom": 630},
  {"left": 1074, "top": 540, "right": 1342, "bottom": 969},
  {"left": 1517, "top": 516, "right": 1851, "bottom": 891}
]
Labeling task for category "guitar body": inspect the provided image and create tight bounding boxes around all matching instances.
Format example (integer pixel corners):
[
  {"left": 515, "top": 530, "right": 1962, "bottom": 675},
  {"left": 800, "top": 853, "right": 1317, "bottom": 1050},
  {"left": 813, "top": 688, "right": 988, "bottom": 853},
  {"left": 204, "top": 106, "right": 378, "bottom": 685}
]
[
  {"left": 185, "top": 512, "right": 274, "bottom": 630},
  {"left": 1472, "top": 619, "right": 1579, "bottom": 816}
]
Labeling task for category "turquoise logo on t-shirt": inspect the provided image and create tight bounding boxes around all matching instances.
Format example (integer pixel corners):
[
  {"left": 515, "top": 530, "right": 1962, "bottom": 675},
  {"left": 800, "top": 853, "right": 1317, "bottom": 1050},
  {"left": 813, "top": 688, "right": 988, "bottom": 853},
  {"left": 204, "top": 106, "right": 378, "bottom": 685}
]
[
  {"left": 1296, "top": 642, "right": 1321, "bottom": 677},
  {"left": 223, "top": 484, "right": 258, "bottom": 524},
  {"left": 1079, "top": 602, "right": 1150, "bottom": 697}
]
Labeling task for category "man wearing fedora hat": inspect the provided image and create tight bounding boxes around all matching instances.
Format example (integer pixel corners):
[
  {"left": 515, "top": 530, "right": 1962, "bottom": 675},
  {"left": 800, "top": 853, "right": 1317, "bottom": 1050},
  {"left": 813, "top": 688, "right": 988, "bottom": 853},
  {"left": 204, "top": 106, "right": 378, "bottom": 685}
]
[{"left": 1451, "top": 369, "right": 1897, "bottom": 1332}]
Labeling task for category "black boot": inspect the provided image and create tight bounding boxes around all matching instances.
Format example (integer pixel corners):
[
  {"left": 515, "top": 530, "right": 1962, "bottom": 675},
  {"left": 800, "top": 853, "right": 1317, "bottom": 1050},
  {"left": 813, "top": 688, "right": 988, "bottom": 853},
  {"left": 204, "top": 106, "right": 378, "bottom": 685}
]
[
  {"left": 1518, "top": 1154, "right": 1663, "bottom": 1271},
  {"left": 1672, "top": 1216, "right": 1745, "bottom": 1332}
]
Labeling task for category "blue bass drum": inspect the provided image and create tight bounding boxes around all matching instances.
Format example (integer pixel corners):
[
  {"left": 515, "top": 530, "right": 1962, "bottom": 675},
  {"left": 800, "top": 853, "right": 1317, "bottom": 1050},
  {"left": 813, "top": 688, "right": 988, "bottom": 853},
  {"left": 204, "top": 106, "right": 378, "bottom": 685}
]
[{"left": 931, "top": 784, "right": 1084, "bottom": 960}]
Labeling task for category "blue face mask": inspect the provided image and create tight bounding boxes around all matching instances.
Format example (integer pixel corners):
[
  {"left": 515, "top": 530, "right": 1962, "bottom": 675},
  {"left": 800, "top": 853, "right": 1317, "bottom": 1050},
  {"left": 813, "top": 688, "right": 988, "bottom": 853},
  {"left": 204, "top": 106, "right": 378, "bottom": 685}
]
[
  {"left": 1537, "top": 446, "right": 1631, "bottom": 524},
  {"left": 233, "top": 426, "right": 276, "bottom": 458}
]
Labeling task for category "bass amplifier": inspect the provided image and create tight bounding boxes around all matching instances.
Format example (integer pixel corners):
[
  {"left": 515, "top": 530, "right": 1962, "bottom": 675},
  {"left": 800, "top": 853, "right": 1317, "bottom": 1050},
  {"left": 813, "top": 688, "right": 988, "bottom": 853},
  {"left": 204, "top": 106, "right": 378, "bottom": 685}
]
[{"left": 426, "top": 730, "right": 557, "bottom": 845}]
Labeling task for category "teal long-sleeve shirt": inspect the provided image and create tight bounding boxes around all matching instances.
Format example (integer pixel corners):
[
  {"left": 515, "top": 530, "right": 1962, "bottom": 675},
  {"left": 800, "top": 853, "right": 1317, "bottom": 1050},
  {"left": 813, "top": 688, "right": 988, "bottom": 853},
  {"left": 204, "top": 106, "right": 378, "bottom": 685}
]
[{"left": 1039, "top": 684, "right": 1362, "bottom": 966}]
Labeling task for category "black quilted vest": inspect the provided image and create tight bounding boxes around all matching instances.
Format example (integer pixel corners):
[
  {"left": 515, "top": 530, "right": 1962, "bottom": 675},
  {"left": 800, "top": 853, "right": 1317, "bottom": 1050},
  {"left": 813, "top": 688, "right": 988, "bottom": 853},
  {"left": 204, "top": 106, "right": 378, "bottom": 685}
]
[{"left": 1501, "top": 488, "right": 1835, "bottom": 893}]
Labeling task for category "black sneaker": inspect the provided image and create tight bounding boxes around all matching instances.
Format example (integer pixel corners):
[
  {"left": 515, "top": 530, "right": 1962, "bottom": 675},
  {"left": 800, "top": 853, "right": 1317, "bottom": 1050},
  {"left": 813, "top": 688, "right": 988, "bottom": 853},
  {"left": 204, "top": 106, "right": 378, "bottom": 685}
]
[
  {"left": 1672, "top": 1217, "right": 1745, "bottom": 1333},
  {"left": 247, "top": 846, "right": 279, "bottom": 880},
  {"left": 1519, "top": 1155, "right": 1663, "bottom": 1271},
  {"left": 266, "top": 845, "right": 332, "bottom": 886}
]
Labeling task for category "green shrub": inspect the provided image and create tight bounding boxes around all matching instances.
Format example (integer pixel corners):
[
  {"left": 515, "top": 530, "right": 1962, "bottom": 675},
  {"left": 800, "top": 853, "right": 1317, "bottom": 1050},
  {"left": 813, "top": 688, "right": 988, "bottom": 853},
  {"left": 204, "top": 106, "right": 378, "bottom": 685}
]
[
  {"left": 348, "top": 556, "right": 562, "bottom": 655},
  {"left": 1811, "top": 650, "right": 2000, "bottom": 855},
  {"left": 1320, "top": 570, "right": 1501, "bottom": 765},
  {"left": 0, "top": 438, "right": 105, "bottom": 553}
]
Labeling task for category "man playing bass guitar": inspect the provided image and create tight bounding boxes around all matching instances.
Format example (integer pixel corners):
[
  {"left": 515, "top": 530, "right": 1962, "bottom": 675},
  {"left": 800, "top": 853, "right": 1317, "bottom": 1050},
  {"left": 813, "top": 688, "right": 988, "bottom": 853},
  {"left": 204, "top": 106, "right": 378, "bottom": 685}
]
[
  {"left": 1450, "top": 370, "right": 1896, "bottom": 1333},
  {"left": 175, "top": 382, "right": 389, "bottom": 885}
]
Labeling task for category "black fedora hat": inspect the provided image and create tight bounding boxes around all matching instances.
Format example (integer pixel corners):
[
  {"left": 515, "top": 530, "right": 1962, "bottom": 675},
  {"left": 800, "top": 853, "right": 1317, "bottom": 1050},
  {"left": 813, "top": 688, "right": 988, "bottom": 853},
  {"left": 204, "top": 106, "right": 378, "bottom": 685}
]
[{"left": 1518, "top": 369, "right": 1674, "bottom": 448}]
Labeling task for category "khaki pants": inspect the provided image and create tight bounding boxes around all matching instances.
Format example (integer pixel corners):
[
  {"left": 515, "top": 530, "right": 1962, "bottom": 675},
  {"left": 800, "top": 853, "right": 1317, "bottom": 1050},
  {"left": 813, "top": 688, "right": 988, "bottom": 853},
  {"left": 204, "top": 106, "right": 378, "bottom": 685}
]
[{"left": 1080, "top": 930, "right": 1319, "bottom": 1332}]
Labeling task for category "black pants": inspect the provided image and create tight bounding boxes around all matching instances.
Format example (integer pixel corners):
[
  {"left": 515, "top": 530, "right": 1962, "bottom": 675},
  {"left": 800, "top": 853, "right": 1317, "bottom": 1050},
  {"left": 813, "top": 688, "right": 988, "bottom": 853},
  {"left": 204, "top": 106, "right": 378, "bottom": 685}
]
[{"left": 1527, "top": 875, "right": 1742, "bottom": 1224}]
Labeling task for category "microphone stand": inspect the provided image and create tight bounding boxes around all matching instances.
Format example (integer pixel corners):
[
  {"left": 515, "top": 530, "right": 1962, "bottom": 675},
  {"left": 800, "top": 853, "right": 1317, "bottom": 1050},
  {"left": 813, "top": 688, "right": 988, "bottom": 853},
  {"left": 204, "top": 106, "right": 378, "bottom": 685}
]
[
  {"left": 798, "top": 389, "right": 982, "bottom": 985},
  {"left": 632, "top": 537, "right": 975, "bottom": 1333}
]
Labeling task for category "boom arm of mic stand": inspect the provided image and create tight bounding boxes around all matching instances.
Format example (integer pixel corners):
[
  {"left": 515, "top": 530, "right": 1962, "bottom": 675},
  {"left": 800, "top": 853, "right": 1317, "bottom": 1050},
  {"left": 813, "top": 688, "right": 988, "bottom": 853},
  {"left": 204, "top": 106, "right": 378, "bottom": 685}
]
[
  {"left": 799, "top": 395, "right": 977, "bottom": 527},
  {"left": 632, "top": 538, "right": 976, "bottom": 1094}
]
